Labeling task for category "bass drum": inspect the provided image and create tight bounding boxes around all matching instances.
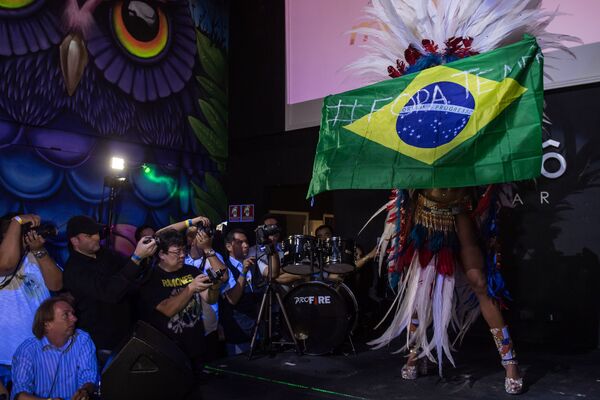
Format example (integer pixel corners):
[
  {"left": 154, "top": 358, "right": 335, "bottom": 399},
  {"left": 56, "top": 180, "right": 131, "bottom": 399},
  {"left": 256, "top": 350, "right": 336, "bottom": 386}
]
[{"left": 283, "top": 281, "right": 358, "bottom": 355}]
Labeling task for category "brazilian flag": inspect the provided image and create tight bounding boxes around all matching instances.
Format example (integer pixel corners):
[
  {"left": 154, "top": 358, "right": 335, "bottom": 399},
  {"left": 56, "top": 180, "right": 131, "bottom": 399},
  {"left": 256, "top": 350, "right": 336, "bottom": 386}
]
[{"left": 307, "top": 35, "right": 543, "bottom": 197}]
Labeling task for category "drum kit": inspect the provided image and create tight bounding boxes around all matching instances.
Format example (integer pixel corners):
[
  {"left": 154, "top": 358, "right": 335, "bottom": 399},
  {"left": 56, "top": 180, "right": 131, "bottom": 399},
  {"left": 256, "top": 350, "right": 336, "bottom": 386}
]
[{"left": 280, "top": 235, "right": 359, "bottom": 355}]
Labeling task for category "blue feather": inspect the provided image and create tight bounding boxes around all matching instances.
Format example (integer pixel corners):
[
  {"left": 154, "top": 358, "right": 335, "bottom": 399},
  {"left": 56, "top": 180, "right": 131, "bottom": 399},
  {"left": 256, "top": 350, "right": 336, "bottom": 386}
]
[
  {"left": 429, "top": 231, "right": 444, "bottom": 253},
  {"left": 482, "top": 190, "right": 512, "bottom": 301},
  {"left": 389, "top": 271, "right": 401, "bottom": 290},
  {"left": 406, "top": 54, "right": 443, "bottom": 74},
  {"left": 443, "top": 54, "right": 460, "bottom": 64},
  {"left": 408, "top": 224, "right": 427, "bottom": 250}
]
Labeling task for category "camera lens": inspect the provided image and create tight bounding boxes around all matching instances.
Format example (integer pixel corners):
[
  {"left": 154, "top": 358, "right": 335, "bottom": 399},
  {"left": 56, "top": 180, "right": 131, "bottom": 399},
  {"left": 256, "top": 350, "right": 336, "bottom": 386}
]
[{"left": 22, "top": 222, "right": 58, "bottom": 239}]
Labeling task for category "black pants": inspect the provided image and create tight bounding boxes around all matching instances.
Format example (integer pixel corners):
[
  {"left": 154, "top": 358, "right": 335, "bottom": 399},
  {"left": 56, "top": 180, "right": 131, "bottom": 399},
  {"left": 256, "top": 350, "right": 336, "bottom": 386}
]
[{"left": 200, "top": 331, "right": 219, "bottom": 363}]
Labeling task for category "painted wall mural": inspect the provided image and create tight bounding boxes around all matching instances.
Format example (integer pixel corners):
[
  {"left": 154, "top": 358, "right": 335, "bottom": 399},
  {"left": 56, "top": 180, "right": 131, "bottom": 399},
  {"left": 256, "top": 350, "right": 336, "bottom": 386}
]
[{"left": 0, "top": 0, "right": 229, "bottom": 263}]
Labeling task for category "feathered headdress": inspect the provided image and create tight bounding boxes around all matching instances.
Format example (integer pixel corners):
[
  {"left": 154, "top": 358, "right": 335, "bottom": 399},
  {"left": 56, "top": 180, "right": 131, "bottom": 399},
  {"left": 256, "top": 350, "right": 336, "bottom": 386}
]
[{"left": 349, "top": 0, "right": 580, "bottom": 83}]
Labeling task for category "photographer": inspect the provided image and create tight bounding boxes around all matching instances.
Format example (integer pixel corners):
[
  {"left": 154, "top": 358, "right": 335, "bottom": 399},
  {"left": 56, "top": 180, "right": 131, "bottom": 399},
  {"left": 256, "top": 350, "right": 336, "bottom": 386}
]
[
  {"left": 185, "top": 225, "right": 234, "bottom": 361},
  {"left": 63, "top": 215, "right": 156, "bottom": 366},
  {"left": 219, "top": 229, "right": 269, "bottom": 355},
  {"left": 250, "top": 214, "right": 300, "bottom": 285},
  {"left": 0, "top": 214, "right": 34, "bottom": 276},
  {"left": 159, "top": 215, "right": 229, "bottom": 281},
  {"left": 0, "top": 213, "right": 62, "bottom": 390},
  {"left": 137, "top": 229, "right": 217, "bottom": 374},
  {"left": 134, "top": 224, "right": 156, "bottom": 242}
]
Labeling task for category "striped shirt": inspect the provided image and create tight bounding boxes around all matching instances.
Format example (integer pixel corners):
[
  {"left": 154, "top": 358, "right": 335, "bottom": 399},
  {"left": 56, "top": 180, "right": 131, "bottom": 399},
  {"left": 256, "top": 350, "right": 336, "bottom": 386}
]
[{"left": 11, "top": 329, "right": 98, "bottom": 400}]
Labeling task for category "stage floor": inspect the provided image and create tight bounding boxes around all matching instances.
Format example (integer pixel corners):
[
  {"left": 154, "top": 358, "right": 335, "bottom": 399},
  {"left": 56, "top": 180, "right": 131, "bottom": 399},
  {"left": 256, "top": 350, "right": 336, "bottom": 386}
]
[{"left": 197, "top": 340, "right": 600, "bottom": 400}]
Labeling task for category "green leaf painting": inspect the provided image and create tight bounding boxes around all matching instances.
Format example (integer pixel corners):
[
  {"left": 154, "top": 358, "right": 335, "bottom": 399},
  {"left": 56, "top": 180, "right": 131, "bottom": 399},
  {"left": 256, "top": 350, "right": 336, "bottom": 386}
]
[{"left": 188, "top": 29, "right": 229, "bottom": 221}]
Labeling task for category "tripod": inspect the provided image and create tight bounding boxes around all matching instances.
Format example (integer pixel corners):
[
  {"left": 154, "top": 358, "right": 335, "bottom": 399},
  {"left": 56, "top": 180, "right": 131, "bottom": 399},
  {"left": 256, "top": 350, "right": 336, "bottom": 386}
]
[{"left": 248, "top": 243, "right": 302, "bottom": 359}]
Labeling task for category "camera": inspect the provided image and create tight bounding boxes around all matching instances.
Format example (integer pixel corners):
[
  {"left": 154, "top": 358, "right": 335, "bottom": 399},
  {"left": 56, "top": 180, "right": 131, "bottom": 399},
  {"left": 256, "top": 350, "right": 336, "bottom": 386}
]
[
  {"left": 205, "top": 268, "right": 224, "bottom": 284},
  {"left": 255, "top": 224, "right": 280, "bottom": 245},
  {"left": 142, "top": 236, "right": 160, "bottom": 246},
  {"left": 194, "top": 221, "right": 215, "bottom": 238},
  {"left": 22, "top": 222, "right": 58, "bottom": 239}
]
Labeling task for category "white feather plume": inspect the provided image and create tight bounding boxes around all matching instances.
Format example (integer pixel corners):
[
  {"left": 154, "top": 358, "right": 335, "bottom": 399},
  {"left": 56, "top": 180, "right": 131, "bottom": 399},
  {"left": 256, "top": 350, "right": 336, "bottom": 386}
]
[
  {"left": 429, "top": 273, "right": 456, "bottom": 376},
  {"left": 348, "top": 0, "right": 581, "bottom": 83},
  {"left": 368, "top": 254, "right": 421, "bottom": 348}
]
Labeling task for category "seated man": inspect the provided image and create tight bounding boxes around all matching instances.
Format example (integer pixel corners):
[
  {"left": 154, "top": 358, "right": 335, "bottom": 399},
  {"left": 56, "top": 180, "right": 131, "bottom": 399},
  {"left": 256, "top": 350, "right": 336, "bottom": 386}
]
[
  {"left": 0, "top": 214, "right": 62, "bottom": 389},
  {"left": 11, "top": 296, "right": 97, "bottom": 400},
  {"left": 63, "top": 215, "right": 156, "bottom": 366},
  {"left": 137, "top": 229, "right": 217, "bottom": 374},
  {"left": 315, "top": 224, "right": 334, "bottom": 241},
  {"left": 314, "top": 224, "right": 343, "bottom": 282}
]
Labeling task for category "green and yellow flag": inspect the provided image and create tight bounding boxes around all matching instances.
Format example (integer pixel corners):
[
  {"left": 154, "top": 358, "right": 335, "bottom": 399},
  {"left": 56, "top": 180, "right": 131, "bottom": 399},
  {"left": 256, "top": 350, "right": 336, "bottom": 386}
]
[{"left": 307, "top": 36, "right": 543, "bottom": 197}]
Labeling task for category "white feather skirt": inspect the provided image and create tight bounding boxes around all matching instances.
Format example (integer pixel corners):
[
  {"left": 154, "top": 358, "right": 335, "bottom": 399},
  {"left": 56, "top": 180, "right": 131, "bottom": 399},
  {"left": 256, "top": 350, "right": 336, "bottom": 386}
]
[{"left": 368, "top": 251, "right": 480, "bottom": 376}]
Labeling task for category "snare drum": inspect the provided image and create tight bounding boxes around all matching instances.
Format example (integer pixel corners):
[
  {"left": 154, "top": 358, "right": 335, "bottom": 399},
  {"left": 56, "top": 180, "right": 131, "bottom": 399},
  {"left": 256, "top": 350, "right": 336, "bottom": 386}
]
[
  {"left": 283, "top": 280, "right": 358, "bottom": 355},
  {"left": 321, "top": 237, "right": 355, "bottom": 274},
  {"left": 282, "top": 235, "right": 317, "bottom": 275}
]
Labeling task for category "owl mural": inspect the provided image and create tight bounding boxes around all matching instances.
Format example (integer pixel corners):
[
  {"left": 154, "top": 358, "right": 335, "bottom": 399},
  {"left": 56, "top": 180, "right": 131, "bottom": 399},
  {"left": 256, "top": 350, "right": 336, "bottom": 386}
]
[{"left": 0, "top": 0, "right": 229, "bottom": 262}]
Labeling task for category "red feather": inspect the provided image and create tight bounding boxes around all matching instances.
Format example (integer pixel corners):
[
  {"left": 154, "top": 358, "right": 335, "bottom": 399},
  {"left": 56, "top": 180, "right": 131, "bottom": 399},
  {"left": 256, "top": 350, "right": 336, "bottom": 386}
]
[
  {"left": 437, "top": 247, "right": 455, "bottom": 275},
  {"left": 404, "top": 44, "right": 422, "bottom": 65},
  {"left": 418, "top": 246, "right": 433, "bottom": 268}
]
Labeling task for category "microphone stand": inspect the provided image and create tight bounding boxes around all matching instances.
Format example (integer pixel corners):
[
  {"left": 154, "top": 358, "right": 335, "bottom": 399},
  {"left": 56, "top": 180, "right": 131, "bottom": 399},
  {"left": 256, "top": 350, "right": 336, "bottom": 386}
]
[{"left": 248, "top": 241, "right": 302, "bottom": 359}]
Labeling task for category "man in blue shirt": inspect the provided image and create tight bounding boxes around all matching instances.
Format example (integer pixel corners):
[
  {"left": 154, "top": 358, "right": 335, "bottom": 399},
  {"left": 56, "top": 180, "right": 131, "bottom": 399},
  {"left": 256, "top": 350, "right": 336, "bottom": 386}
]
[
  {"left": 11, "top": 296, "right": 97, "bottom": 400},
  {"left": 218, "top": 229, "right": 265, "bottom": 355}
]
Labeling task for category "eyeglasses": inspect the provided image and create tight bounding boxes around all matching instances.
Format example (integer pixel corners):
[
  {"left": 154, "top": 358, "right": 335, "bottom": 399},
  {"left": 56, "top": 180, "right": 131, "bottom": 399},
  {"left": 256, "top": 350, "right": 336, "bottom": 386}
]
[{"left": 167, "top": 248, "right": 185, "bottom": 256}]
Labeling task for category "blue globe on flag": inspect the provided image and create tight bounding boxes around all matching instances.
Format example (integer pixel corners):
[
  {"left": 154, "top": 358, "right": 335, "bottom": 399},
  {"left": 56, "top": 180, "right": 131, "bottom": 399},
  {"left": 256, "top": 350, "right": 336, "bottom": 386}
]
[{"left": 396, "top": 81, "right": 475, "bottom": 148}]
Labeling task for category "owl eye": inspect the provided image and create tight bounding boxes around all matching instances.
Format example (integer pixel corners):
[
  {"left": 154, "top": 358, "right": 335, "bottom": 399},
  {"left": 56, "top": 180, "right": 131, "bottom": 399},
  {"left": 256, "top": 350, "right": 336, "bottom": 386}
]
[
  {"left": 0, "top": 0, "right": 36, "bottom": 10},
  {"left": 112, "top": 0, "right": 169, "bottom": 59}
]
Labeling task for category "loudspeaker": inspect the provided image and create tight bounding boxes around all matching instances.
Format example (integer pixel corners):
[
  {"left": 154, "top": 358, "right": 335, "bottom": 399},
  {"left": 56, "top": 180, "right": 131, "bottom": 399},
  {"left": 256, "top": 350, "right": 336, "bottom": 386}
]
[{"left": 101, "top": 321, "right": 194, "bottom": 400}]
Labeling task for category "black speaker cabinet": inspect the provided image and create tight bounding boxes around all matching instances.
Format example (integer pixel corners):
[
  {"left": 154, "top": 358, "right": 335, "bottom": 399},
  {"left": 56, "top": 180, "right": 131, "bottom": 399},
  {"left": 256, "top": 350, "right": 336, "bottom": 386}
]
[{"left": 101, "top": 321, "right": 194, "bottom": 400}]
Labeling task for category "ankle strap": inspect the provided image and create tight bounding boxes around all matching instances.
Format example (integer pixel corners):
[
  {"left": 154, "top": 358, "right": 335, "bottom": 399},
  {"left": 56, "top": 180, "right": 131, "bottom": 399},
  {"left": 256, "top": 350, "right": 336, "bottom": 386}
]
[{"left": 501, "top": 358, "right": 518, "bottom": 366}]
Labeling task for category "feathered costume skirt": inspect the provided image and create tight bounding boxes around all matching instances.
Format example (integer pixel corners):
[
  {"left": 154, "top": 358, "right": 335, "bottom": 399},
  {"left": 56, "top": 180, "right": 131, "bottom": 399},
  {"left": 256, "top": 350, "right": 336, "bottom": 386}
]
[{"left": 369, "top": 191, "right": 496, "bottom": 376}]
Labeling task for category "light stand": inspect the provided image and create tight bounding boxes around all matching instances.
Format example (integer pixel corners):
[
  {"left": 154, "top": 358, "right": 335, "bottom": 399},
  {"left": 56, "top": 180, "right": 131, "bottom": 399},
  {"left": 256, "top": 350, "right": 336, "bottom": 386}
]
[
  {"left": 248, "top": 241, "right": 302, "bottom": 359},
  {"left": 101, "top": 175, "right": 126, "bottom": 250}
]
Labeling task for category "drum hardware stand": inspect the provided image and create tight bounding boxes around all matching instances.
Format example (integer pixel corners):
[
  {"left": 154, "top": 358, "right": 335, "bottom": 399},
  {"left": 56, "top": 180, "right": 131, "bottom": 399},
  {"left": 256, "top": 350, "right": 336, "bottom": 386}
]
[
  {"left": 248, "top": 243, "right": 303, "bottom": 359},
  {"left": 320, "top": 239, "right": 358, "bottom": 356},
  {"left": 317, "top": 241, "right": 325, "bottom": 281},
  {"left": 344, "top": 333, "right": 357, "bottom": 356}
]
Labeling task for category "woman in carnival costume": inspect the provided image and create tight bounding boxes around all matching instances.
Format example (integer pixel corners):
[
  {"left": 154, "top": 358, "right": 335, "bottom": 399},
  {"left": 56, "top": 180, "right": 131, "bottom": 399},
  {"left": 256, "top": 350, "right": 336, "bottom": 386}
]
[{"left": 350, "top": 0, "right": 579, "bottom": 394}]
